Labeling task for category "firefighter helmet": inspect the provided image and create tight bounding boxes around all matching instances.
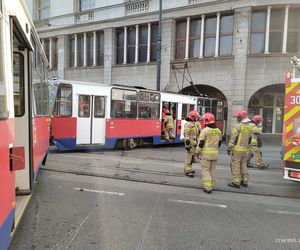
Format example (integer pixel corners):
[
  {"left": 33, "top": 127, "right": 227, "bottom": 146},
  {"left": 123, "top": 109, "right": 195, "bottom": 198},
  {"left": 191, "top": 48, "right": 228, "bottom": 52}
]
[
  {"left": 252, "top": 115, "right": 263, "bottom": 123},
  {"left": 203, "top": 113, "right": 215, "bottom": 125},
  {"left": 189, "top": 110, "right": 199, "bottom": 120},
  {"left": 233, "top": 110, "right": 248, "bottom": 120}
]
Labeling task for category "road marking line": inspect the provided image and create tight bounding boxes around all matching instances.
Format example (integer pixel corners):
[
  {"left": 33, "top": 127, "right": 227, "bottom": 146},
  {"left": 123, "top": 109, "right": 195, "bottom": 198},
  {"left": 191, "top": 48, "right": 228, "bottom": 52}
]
[
  {"left": 74, "top": 187, "right": 124, "bottom": 196},
  {"left": 266, "top": 209, "right": 300, "bottom": 216},
  {"left": 167, "top": 199, "right": 227, "bottom": 208}
]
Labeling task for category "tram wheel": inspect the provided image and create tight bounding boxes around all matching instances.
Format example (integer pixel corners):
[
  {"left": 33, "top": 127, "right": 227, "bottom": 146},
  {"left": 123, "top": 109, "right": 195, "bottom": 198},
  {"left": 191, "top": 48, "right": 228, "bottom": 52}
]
[{"left": 123, "top": 138, "right": 137, "bottom": 150}]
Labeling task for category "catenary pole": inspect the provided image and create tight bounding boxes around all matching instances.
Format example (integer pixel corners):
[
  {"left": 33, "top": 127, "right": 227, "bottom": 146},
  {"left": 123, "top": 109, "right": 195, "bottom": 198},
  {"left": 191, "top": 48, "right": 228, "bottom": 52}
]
[{"left": 156, "top": 0, "right": 162, "bottom": 91}]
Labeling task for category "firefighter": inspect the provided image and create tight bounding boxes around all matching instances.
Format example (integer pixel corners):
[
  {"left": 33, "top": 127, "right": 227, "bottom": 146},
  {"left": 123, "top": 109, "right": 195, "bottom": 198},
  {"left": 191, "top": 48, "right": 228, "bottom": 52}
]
[
  {"left": 247, "top": 115, "right": 269, "bottom": 169},
  {"left": 196, "top": 113, "right": 222, "bottom": 193},
  {"left": 184, "top": 110, "right": 200, "bottom": 177},
  {"left": 227, "top": 110, "right": 253, "bottom": 188},
  {"left": 163, "top": 109, "right": 175, "bottom": 141}
]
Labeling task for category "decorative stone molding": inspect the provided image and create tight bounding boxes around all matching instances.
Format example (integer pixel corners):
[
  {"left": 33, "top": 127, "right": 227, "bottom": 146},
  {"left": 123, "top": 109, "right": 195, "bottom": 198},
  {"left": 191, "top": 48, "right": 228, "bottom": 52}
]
[
  {"left": 75, "top": 11, "right": 94, "bottom": 23},
  {"left": 189, "top": 0, "right": 199, "bottom": 3},
  {"left": 125, "top": 0, "right": 149, "bottom": 15}
]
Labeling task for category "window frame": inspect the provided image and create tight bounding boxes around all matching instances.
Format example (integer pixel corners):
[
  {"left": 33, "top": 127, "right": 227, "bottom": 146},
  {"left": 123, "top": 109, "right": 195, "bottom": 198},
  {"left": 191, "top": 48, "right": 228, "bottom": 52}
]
[
  {"left": 53, "top": 83, "right": 73, "bottom": 117},
  {"left": 250, "top": 10, "right": 266, "bottom": 54},
  {"left": 79, "top": 0, "right": 95, "bottom": 12},
  {"left": 116, "top": 28, "right": 124, "bottom": 64},
  {"left": 110, "top": 87, "right": 138, "bottom": 119},
  {"left": 269, "top": 8, "right": 284, "bottom": 53},
  {"left": 219, "top": 14, "right": 234, "bottom": 56},
  {"left": 94, "top": 96, "right": 106, "bottom": 118},
  {"left": 138, "top": 91, "right": 160, "bottom": 120},
  {"left": 175, "top": 20, "right": 187, "bottom": 59},
  {"left": 204, "top": 16, "right": 217, "bottom": 58},
  {"left": 69, "top": 35, "right": 75, "bottom": 67},
  {"left": 37, "top": 0, "right": 50, "bottom": 20},
  {"left": 189, "top": 18, "right": 202, "bottom": 59},
  {"left": 78, "top": 94, "right": 91, "bottom": 118},
  {"left": 13, "top": 52, "right": 25, "bottom": 117},
  {"left": 96, "top": 31, "right": 104, "bottom": 66},
  {"left": 138, "top": 25, "right": 148, "bottom": 63}
]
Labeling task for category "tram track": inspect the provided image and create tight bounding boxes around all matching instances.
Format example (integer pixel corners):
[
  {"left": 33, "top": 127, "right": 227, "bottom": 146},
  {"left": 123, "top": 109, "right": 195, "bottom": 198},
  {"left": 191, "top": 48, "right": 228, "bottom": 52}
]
[{"left": 40, "top": 166, "right": 300, "bottom": 200}]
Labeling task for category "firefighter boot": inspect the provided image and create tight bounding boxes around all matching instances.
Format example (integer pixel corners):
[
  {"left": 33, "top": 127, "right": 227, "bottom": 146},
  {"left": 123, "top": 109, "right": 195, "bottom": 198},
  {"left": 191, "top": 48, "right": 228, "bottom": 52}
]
[
  {"left": 240, "top": 181, "right": 248, "bottom": 187},
  {"left": 228, "top": 183, "right": 240, "bottom": 189}
]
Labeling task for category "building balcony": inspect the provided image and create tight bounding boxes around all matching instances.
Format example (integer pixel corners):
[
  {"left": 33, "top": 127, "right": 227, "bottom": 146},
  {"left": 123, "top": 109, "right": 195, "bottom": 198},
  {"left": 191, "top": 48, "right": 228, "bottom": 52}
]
[
  {"left": 75, "top": 11, "right": 94, "bottom": 23},
  {"left": 125, "top": 0, "right": 149, "bottom": 15}
]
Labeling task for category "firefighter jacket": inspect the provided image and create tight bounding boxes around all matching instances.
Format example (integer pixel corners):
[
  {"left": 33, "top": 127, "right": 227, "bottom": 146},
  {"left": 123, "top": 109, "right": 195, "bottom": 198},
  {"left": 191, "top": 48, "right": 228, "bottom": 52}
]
[
  {"left": 228, "top": 120, "right": 253, "bottom": 153},
  {"left": 249, "top": 123, "right": 262, "bottom": 147},
  {"left": 164, "top": 114, "right": 174, "bottom": 129},
  {"left": 198, "top": 126, "right": 222, "bottom": 160},
  {"left": 184, "top": 119, "right": 201, "bottom": 146}
]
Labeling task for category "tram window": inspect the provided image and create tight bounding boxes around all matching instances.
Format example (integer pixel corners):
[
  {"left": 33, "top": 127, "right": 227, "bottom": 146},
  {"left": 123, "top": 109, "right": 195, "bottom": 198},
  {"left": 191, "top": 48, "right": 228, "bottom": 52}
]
[
  {"left": 32, "top": 50, "right": 51, "bottom": 116},
  {"left": 94, "top": 96, "right": 105, "bottom": 118},
  {"left": 13, "top": 53, "right": 25, "bottom": 117},
  {"left": 138, "top": 92, "right": 160, "bottom": 119},
  {"left": 53, "top": 84, "right": 72, "bottom": 116},
  {"left": 111, "top": 88, "right": 137, "bottom": 119},
  {"left": 182, "top": 104, "right": 188, "bottom": 119},
  {"left": 78, "top": 95, "right": 90, "bottom": 118}
]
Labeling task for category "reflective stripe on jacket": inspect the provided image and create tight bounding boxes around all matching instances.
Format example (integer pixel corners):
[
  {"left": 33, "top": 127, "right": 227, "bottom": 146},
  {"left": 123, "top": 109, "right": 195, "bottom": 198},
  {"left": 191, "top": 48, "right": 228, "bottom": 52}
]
[{"left": 229, "top": 123, "right": 252, "bottom": 152}]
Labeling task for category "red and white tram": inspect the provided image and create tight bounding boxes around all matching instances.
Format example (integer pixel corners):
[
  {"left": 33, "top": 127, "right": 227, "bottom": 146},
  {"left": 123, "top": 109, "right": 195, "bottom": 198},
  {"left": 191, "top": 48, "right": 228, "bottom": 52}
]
[
  {"left": 0, "top": 1, "right": 52, "bottom": 248},
  {"left": 50, "top": 80, "right": 225, "bottom": 151}
]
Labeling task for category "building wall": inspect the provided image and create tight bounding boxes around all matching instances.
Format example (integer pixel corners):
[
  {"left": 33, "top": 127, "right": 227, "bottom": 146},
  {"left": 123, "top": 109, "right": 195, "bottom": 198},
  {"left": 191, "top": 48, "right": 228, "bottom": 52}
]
[{"left": 26, "top": 0, "right": 300, "bottom": 136}]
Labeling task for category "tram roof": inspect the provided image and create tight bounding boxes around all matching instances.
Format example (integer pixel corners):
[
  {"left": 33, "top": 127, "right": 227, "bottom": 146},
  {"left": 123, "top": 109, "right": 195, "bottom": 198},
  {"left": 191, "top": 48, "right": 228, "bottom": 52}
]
[{"left": 50, "top": 79, "right": 219, "bottom": 99}]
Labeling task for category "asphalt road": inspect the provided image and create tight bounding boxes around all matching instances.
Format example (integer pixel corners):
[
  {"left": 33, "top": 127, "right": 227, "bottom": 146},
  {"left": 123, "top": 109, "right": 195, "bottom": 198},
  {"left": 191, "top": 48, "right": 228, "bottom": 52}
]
[{"left": 10, "top": 144, "right": 300, "bottom": 250}]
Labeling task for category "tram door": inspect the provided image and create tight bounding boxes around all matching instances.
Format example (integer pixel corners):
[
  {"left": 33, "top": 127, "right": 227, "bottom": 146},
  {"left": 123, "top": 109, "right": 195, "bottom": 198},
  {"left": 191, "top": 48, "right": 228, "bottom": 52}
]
[
  {"left": 161, "top": 102, "right": 178, "bottom": 139},
  {"left": 76, "top": 95, "right": 106, "bottom": 145},
  {"left": 13, "top": 49, "right": 31, "bottom": 193}
]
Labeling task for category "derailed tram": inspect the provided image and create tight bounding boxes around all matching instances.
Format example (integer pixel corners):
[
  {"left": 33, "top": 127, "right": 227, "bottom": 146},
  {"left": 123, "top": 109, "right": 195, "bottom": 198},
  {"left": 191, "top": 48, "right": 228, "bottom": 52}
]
[
  {"left": 50, "top": 80, "right": 226, "bottom": 151},
  {"left": 0, "top": 1, "right": 54, "bottom": 248}
]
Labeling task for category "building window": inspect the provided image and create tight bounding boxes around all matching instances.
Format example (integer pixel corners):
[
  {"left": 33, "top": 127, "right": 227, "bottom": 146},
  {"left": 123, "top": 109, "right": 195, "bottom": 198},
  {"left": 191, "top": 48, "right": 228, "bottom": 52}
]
[
  {"left": 269, "top": 9, "right": 284, "bottom": 53},
  {"left": 287, "top": 9, "right": 300, "bottom": 53},
  {"left": 69, "top": 35, "right": 75, "bottom": 67},
  {"left": 37, "top": 0, "right": 50, "bottom": 19},
  {"left": 176, "top": 21, "right": 186, "bottom": 59},
  {"left": 116, "top": 29, "right": 124, "bottom": 64},
  {"left": 52, "top": 38, "right": 58, "bottom": 68},
  {"left": 97, "top": 31, "right": 104, "bottom": 65},
  {"left": 250, "top": 11, "right": 266, "bottom": 54},
  {"left": 219, "top": 15, "right": 233, "bottom": 56},
  {"left": 86, "top": 33, "right": 93, "bottom": 66},
  {"left": 79, "top": 0, "right": 95, "bottom": 12},
  {"left": 139, "top": 25, "right": 148, "bottom": 63},
  {"left": 127, "top": 27, "right": 136, "bottom": 64},
  {"left": 150, "top": 24, "right": 158, "bottom": 62},
  {"left": 77, "top": 34, "right": 84, "bottom": 67},
  {"left": 204, "top": 16, "right": 217, "bottom": 57},
  {"left": 189, "top": 19, "right": 201, "bottom": 58}
]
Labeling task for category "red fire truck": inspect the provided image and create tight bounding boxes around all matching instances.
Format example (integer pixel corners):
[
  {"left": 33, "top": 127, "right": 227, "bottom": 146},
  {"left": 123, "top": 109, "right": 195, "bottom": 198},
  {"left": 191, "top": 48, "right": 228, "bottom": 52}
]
[{"left": 282, "top": 64, "right": 300, "bottom": 181}]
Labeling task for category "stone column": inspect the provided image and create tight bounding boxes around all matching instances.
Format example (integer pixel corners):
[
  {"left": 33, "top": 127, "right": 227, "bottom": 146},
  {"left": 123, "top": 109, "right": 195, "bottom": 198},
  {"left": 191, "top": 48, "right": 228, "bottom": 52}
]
[
  {"left": 93, "top": 31, "right": 97, "bottom": 66},
  {"left": 264, "top": 6, "right": 271, "bottom": 54},
  {"left": 199, "top": 15, "right": 205, "bottom": 58},
  {"left": 135, "top": 25, "right": 139, "bottom": 63},
  {"left": 147, "top": 23, "right": 151, "bottom": 63},
  {"left": 184, "top": 17, "right": 190, "bottom": 60},
  {"left": 56, "top": 35, "right": 66, "bottom": 79},
  {"left": 282, "top": 5, "right": 290, "bottom": 53},
  {"left": 227, "top": 7, "right": 251, "bottom": 137},
  {"left": 49, "top": 37, "right": 53, "bottom": 69},
  {"left": 104, "top": 28, "right": 115, "bottom": 84},
  {"left": 215, "top": 12, "right": 221, "bottom": 57},
  {"left": 74, "top": 34, "right": 78, "bottom": 67},
  {"left": 123, "top": 26, "right": 128, "bottom": 64},
  {"left": 83, "top": 32, "right": 87, "bottom": 67}
]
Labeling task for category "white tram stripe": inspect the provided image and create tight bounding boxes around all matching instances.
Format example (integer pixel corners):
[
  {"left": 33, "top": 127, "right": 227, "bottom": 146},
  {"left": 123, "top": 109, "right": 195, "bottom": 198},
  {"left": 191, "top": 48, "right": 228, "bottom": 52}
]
[
  {"left": 266, "top": 209, "right": 300, "bottom": 216},
  {"left": 168, "top": 199, "right": 227, "bottom": 208},
  {"left": 74, "top": 187, "right": 124, "bottom": 196}
]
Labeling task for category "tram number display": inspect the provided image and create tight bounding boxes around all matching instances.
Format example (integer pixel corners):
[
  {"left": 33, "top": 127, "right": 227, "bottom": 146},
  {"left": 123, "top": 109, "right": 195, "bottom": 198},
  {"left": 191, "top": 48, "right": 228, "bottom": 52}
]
[{"left": 290, "top": 95, "right": 300, "bottom": 105}]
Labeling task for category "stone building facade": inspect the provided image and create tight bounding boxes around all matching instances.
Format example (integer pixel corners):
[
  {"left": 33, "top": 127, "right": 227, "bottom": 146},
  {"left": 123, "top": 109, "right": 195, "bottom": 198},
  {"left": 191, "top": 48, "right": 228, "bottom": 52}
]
[{"left": 26, "top": 0, "right": 300, "bottom": 136}]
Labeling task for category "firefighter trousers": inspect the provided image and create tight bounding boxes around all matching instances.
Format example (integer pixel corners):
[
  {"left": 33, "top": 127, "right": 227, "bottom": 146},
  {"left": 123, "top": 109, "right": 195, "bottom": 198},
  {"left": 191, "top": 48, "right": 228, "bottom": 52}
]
[
  {"left": 246, "top": 145, "right": 266, "bottom": 168},
  {"left": 165, "top": 128, "right": 174, "bottom": 140},
  {"left": 201, "top": 159, "right": 217, "bottom": 191},
  {"left": 184, "top": 145, "right": 196, "bottom": 173},
  {"left": 231, "top": 151, "right": 248, "bottom": 185}
]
